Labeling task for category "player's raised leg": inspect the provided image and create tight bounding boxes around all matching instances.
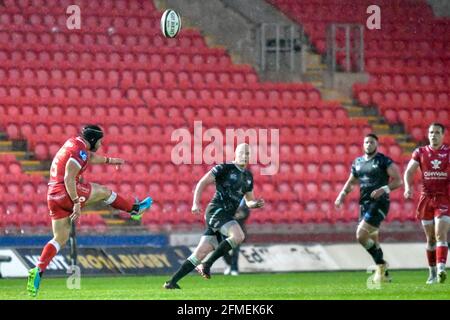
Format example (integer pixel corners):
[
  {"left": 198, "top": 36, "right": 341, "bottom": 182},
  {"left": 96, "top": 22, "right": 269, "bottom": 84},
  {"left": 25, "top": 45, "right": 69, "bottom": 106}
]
[
  {"left": 27, "top": 218, "right": 71, "bottom": 297},
  {"left": 163, "top": 236, "right": 216, "bottom": 289},
  {"left": 86, "top": 183, "right": 152, "bottom": 220},
  {"left": 422, "top": 220, "right": 437, "bottom": 284},
  {"left": 435, "top": 216, "right": 450, "bottom": 283}
]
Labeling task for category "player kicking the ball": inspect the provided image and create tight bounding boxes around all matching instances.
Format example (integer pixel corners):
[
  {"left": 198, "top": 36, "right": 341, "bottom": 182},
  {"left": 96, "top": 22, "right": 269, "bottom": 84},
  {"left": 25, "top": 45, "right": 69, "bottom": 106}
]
[
  {"left": 335, "top": 133, "right": 402, "bottom": 283},
  {"left": 27, "top": 125, "right": 153, "bottom": 297},
  {"left": 163, "top": 143, "right": 264, "bottom": 289},
  {"left": 404, "top": 123, "right": 449, "bottom": 284}
]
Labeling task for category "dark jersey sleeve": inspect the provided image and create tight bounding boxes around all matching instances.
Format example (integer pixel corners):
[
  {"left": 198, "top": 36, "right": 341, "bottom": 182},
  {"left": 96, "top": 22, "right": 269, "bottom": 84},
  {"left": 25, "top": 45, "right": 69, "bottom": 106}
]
[
  {"left": 211, "top": 164, "right": 227, "bottom": 180},
  {"left": 382, "top": 155, "right": 394, "bottom": 170},
  {"left": 244, "top": 172, "right": 254, "bottom": 193},
  {"left": 351, "top": 160, "right": 358, "bottom": 178}
]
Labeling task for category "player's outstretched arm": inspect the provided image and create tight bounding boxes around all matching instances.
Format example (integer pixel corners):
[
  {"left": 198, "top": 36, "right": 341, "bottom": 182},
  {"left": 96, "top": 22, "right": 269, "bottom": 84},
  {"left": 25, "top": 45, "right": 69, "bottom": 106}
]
[
  {"left": 335, "top": 173, "right": 357, "bottom": 209},
  {"left": 403, "top": 159, "right": 419, "bottom": 199},
  {"left": 244, "top": 191, "right": 264, "bottom": 209},
  {"left": 370, "top": 163, "right": 403, "bottom": 199},
  {"left": 192, "top": 171, "right": 216, "bottom": 214},
  {"left": 88, "top": 153, "right": 124, "bottom": 165}
]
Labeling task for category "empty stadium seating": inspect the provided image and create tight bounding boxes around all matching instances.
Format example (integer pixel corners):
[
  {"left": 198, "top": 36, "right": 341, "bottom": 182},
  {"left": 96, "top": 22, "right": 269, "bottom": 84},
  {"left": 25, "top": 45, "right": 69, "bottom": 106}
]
[
  {"left": 268, "top": 0, "right": 449, "bottom": 143},
  {"left": 0, "top": 0, "right": 430, "bottom": 233}
]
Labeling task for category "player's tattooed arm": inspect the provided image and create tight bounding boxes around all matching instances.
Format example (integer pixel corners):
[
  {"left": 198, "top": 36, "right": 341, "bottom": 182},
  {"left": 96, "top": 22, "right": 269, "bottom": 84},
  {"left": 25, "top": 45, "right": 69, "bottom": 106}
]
[
  {"left": 244, "top": 191, "right": 264, "bottom": 209},
  {"left": 192, "top": 171, "right": 216, "bottom": 214},
  {"left": 403, "top": 159, "right": 420, "bottom": 199},
  {"left": 335, "top": 173, "right": 357, "bottom": 208}
]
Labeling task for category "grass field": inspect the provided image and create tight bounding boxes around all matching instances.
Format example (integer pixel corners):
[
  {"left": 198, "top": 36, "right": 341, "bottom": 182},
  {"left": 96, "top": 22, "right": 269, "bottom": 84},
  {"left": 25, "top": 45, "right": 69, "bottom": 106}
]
[{"left": 0, "top": 270, "right": 448, "bottom": 300}]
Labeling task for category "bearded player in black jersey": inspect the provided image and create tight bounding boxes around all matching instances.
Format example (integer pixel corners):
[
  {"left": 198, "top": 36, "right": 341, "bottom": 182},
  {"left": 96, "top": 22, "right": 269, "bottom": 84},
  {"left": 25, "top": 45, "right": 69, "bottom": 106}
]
[
  {"left": 335, "top": 134, "right": 402, "bottom": 283},
  {"left": 164, "top": 143, "right": 264, "bottom": 289}
]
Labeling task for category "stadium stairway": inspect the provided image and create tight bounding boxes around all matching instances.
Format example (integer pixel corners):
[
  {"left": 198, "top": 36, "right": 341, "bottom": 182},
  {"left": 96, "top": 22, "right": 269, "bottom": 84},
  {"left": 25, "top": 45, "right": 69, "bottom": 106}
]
[
  {"left": 267, "top": 0, "right": 450, "bottom": 145},
  {"left": 254, "top": 0, "right": 426, "bottom": 156},
  {"left": 163, "top": 0, "right": 421, "bottom": 156},
  {"left": 0, "top": 129, "right": 48, "bottom": 175}
]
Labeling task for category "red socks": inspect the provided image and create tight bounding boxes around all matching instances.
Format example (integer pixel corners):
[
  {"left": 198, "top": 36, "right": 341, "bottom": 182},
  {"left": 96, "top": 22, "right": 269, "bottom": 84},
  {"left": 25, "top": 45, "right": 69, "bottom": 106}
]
[
  {"left": 426, "top": 248, "right": 436, "bottom": 267},
  {"left": 436, "top": 242, "right": 448, "bottom": 265},
  {"left": 105, "top": 192, "right": 134, "bottom": 212},
  {"left": 37, "top": 239, "right": 60, "bottom": 272}
]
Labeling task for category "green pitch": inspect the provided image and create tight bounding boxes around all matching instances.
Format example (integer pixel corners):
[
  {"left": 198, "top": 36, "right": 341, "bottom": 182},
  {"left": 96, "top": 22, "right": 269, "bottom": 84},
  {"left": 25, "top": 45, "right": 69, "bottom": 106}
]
[{"left": 0, "top": 270, "right": 448, "bottom": 300}]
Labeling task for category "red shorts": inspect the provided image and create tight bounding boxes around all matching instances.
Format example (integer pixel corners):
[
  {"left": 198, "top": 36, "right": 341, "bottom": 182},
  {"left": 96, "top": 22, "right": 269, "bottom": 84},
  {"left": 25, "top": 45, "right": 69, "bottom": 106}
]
[
  {"left": 416, "top": 194, "right": 449, "bottom": 221},
  {"left": 47, "top": 183, "right": 92, "bottom": 220}
]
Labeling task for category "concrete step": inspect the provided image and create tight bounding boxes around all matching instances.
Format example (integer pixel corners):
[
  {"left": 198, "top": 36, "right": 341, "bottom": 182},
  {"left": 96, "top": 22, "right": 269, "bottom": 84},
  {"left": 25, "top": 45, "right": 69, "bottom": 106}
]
[
  {"left": 0, "top": 141, "right": 12, "bottom": 151},
  {"left": 367, "top": 116, "right": 386, "bottom": 123},
  {"left": 399, "top": 142, "right": 417, "bottom": 150},
  {"left": 364, "top": 116, "right": 381, "bottom": 122},
  {"left": 392, "top": 134, "right": 412, "bottom": 145},
  {"left": 339, "top": 97, "right": 354, "bottom": 105},
  {"left": 372, "top": 124, "right": 391, "bottom": 135},
  {"left": 0, "top": 151, "right": 27, "bottom": 159},
  {"left": 104, "top": 219, "right": 126, "bottom": 225},
  {"left": 306, "top": 64, "right": 327, "bottom": 72},
  {"left": 19, "top": 160, "right": 43, "bottom": 171},
  {"left": 319, "top": 88, "right": 348, "bottom": 102},
  {"left": 311, "top": 81, "right": 324, "bottom": 89},
  {"left": 24, "top": 170, "right": 49, "bottom": 177},
  {"left": 260, "top": 70, "right": 304, "bottom": 82},
  {"left": 305, "top": 52, "right": 322, "bottom": 66},
  {"left": 346, "top": 109, "right": 364, "bottom": 117},
  {"left": 344, "top": 106, "right": 363, "bottom": 112},
  {"left": 302, "top": 71, "right": 323, "bottom": 82}
]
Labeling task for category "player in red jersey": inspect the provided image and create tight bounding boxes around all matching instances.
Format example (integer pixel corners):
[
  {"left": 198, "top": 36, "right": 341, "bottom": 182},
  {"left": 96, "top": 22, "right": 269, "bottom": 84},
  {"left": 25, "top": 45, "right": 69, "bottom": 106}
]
[
  {"left": 26, "top": 125, "right": 153, "bottom": 296},
  {"left": 404, "top": 123, "right": 449, "bottom": 284}
]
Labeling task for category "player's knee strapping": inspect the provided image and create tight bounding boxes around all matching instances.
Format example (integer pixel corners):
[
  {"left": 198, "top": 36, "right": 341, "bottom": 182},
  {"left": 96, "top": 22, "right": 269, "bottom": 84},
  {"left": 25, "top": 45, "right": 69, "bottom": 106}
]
[
  {"left": 363, "top": 238, "right": 375, "bottom": 250},
  {"left": 226, "top": 237, "right": 238, "bottom": 249},
  {"left": 364, "top": 239, "right": 385, "bottom": 265},
  {"left": 105, "top": 192, "right": 134, "bottom": 212},
  {"left": 187, "top": 255, "right": 201, "bottom": 267},
  {"left": 104, "top": 191, "right": 117, "bottom": 205}
]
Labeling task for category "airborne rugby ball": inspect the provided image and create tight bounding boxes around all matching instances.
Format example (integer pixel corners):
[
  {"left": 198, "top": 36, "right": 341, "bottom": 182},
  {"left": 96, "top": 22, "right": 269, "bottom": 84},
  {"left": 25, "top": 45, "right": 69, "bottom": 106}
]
[{"left": 161, "top": 9, "right": 181, "bottom": 38}]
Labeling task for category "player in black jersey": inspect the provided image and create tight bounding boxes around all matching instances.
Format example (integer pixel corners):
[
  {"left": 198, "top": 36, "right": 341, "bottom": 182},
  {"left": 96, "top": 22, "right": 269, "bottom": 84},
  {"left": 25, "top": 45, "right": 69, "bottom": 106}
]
[
  {"left": 335, "top": 134, "right": 402, "bottom": 283},
  {"left": 164, "top": 144, "right": 264, "bottom": 289}
]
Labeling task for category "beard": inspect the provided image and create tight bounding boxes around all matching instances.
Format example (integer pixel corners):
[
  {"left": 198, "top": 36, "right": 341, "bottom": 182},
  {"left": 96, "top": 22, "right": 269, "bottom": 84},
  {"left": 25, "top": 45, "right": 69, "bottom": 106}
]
[
  {"left": 365, "top": 147, "right": 377, "bottom": 157},
  {"left": 235, "top": 159, "right": 248, "bottom": 167}
]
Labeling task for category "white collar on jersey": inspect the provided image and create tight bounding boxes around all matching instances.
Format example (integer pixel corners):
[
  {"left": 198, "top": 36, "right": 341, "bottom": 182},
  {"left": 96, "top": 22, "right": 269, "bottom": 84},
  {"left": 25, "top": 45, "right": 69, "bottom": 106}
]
[
  {"left": 232, "top": 162, "right": 245, "bottom": 172},
  {"left": 363, "top": 152, "right": 378, "bottom": 161},
  {"left": 427, "top": 144, "right": 445, "bottom": 152}
]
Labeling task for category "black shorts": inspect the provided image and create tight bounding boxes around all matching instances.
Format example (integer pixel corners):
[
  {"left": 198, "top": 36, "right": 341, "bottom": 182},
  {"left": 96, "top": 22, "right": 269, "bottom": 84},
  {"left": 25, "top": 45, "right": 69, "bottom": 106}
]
[
  {"left": 359, "top": 200, "right": 390, "bottom": 228},
  {"left": 203, "top": 204, "right": 235, "bottom": 236}
]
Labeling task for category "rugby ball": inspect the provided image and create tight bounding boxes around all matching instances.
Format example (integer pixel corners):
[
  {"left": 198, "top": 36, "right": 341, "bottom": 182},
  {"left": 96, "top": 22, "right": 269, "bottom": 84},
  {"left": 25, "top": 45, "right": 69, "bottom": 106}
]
[{"left": 161, "top": 9, "right": 181, "bottom": 38}]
